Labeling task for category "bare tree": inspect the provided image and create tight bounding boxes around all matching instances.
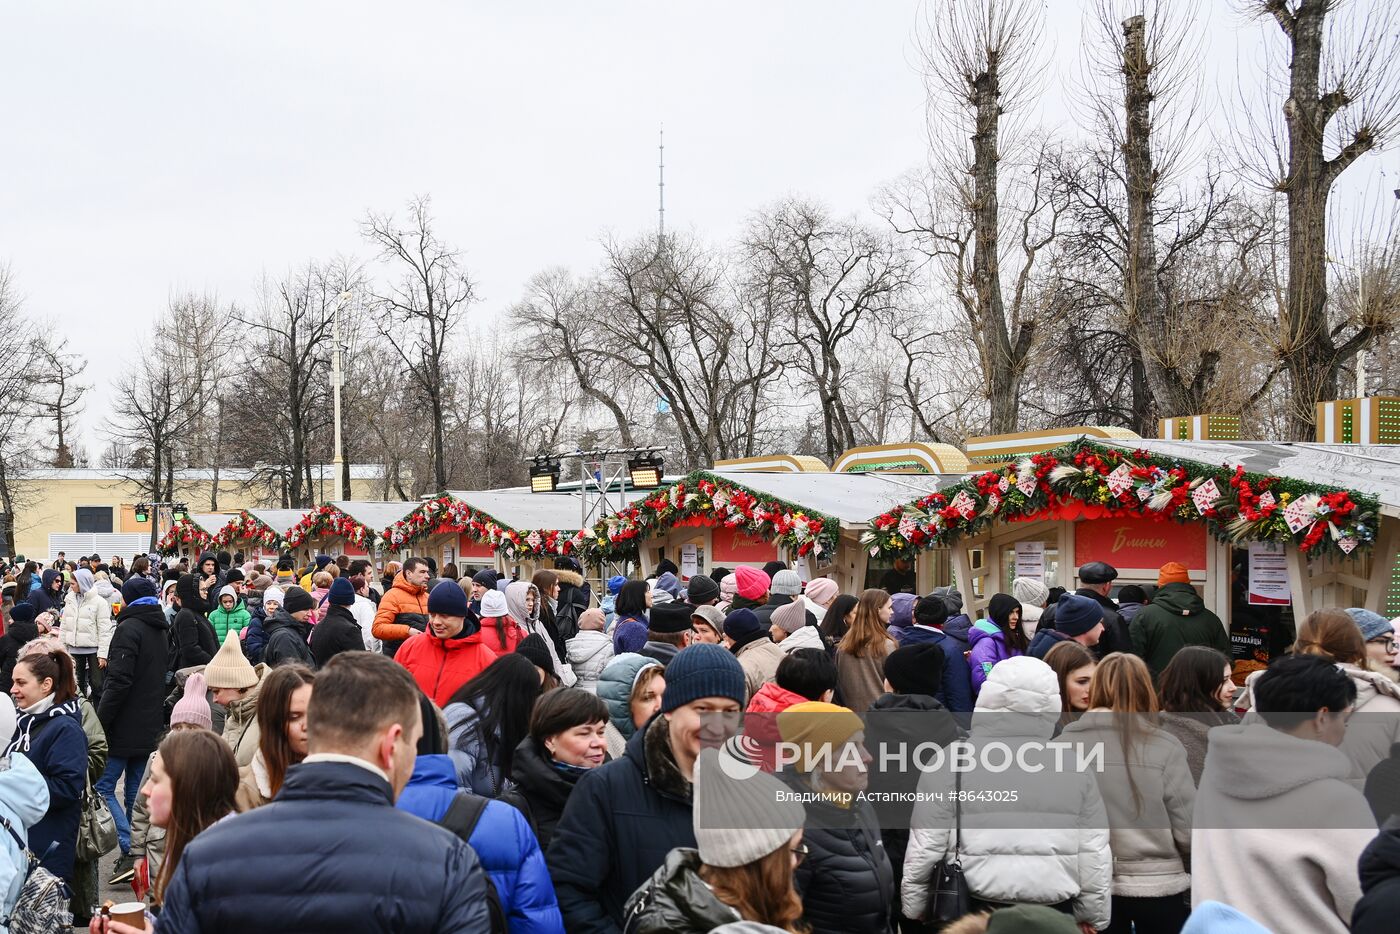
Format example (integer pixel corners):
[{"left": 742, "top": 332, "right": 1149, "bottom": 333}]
[
  {"left": 32, "top": 336, "right": 88, "bottom": 467},
  {"left": 362, "top": 196, "right": 476, "bottom": 491},
  {"left": 105, "top": 321, "right": 202, "bottom": 506},
  {"left": 743, "top": 198, "right": 913, "bottom": 461},
  {"left": 1240, "top": 0, "right": 1400, "bottom": 437}
]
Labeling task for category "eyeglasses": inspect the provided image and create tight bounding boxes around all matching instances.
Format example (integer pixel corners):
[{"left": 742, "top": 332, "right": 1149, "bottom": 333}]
[
  {"left": 1368, "top": 636, "right": 1400, "bottom": 651},
  {"left": 790, "top": 842, "right": 808, "bottom": 865}
]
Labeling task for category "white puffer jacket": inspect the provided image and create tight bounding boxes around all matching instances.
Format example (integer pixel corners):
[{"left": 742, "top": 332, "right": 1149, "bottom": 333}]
[
  {"left": 60, "top": 588, "right": 114, "bottom": 656},
  {"left": 1059, "top": 711, "right": 1194, "bottom": 897},
  {"left": 902, "top": 657, "right": 1112, "bottom": 931},
  {"left": 778, "top": 624, "right": 824, "bottom": 655},
  {"left": 566, "top": 629, "right": 615, "bottom": 694}
]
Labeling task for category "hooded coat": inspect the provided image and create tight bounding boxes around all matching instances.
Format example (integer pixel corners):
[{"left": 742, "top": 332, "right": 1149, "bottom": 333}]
[
  {"left": 444, "top": 695, "right": 506, "bottom": 796},
  {"left": 60, "top": 579, "right": 114, "bottom": 654},
  {"left": 96, "top": 600, "right": 171, "bottom": 757},
  {"left": 506, "top": 582, "right": 576, "bottom": 687},
  {"left": 262, "top": 609, "right": 316, "bottom": 669},
  {"left": 552, "top": 568, "right": 590, "bottom": 647},
  {"left": 220, "top": 664, "right": 266, "bottom": 768},
  {"left": 172, "top": 574, "right": 218, "bottom": 670},
  {"left": 396, "top": 622, "right": 497, "bottom": 708},
  {"left": 26, "top": 569, "right": 64, "bottom": 616},
  {"left": 500, "top": 735, "right": 589, "bottom": 852},
  {"left": 565, "top": 629, "right": 614, "bottom": 694},
  {"left": 7, "top": 698, "right": 87, "bottom": 882},
  {"left": 967, "top": 597, "right": 1025, "bottom": 695},
  {"left": 0, "top": 752, "right": 50, "bottom": 924},
  {"left": 902, "top": 659, "right": 1112, "bottom": 930},
  {"left": 597, "top": 653, "right": 660, "bottom": 760},
  {"left": 207, "top": 588, "right": 252, "bottom": 643},
  {"left": 1129, "top": 583, "right": 1230, "bottom": 679},
  {"left": 1192, "top": 722, "right": 1376, "bottom": 933},
  {"left": 1355, "top": 823, "right": 1400, "bottom": 934},
  {"left": 789, "top": 776, "right": 897, "bottom": 934},
  {"left": 894, "top": 624, "right": 973, "bottom": 713},
  {"left": 398, "top": 753, "right": 564, "bottom": 934},
  {"left": 371, "top": 572, "right": 429, "bottom": 657},
  {"left": 548, "top": 714, "right": 697, "bottom": 934}
]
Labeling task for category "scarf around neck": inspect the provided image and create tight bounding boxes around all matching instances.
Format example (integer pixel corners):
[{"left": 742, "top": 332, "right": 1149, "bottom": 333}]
[{"left": 8, "top": 695, "right": 80, "bottom": 755}]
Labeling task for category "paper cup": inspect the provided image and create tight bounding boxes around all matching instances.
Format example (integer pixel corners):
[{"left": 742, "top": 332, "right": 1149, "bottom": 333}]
[{"left": 107, "top": 902, "right": 147, "bottom": 925}]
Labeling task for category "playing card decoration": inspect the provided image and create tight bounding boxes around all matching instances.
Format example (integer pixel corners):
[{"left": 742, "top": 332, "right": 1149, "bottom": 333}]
[
  {"left": 950, "top": 490, "right": 977, "bottom": 519},
  {"left": 1106, "top": 463, "right": 1134, "bottom": 496},
  {"left": 1283, "top": 495, "right": 1316, "bottom": 534},
  {"left": 997, "top": 475, "right": 1009, "bottom": 494},
  {"left": 1016, "top": 475, "right": 1038, "bottom": 499},
  {"left": 1191, "top": 479, "right": 1220, "bottom": 515}
]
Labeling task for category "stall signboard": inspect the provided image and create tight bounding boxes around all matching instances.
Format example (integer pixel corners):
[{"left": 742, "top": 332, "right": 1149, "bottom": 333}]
[
  {"left": 457, "top": 534, "right": 495, "bottom": 562},
  {"left": 1246, "top": 542, "right": 1292, "bottom": 606},
  {"left": 680, "top": 543, "right": 700, "bottom": 579},
  {"left": 711, "top": 529, "right": 778, "bottom": 564},
  {"left": 1074, "top": 514, "right": 1207, "bottom": 572}
]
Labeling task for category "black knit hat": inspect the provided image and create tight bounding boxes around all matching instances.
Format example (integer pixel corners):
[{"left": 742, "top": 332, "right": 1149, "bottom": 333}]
[
  {"left": 282, "top": 586, "right": 316, "bottom": 614},
  {"left": 649, "top": 602, "right": 695, "bottom": 634},
  {"left": 686, "top": 573, "right": 720, "bottom": 605},
  {"left": 516, "top": 633, "right": 555, "bottom": 675},
  {"left": 883, "top": 643, "right": 946, "bottom": 697}
]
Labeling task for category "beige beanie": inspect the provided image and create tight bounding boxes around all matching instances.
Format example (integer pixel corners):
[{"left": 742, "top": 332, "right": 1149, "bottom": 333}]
[
  {"left": 693, "top": 746, "right": 806, "bottom": 868},
  {"left": 204, "top": 630, "right": 259, "bottom": 690},
  {"left": 770, "top": 599, "right": 808, "bottom": 634}
]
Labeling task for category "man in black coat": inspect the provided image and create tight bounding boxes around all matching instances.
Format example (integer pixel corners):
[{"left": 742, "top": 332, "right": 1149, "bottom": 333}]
[
  {"left": 159, "top": 652, "right": 492, "bottom": 932},
  {"left": 0, "top": 603, "right": 40, "bottom": 693},
  {"left": 96, "top": 575, "right": 171, "bottom": 868},
  {"left": 172, "top": 573, "right": 218, "bottom": 670},
  {"left": 263, "top": 586, "right": 317, "bottom": 668},
  {"left": 1036, "top": 561, "right": 1131, "bottom": 659},
  {"left": 547, "top": 643, "right": 747, "bottom": 934},
  {"left": 311, "top": 579, "right": 365, "bottom": 668}
]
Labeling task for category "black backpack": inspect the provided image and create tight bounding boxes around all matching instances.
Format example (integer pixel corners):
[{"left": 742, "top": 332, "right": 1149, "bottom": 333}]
[{"left": 437, "top": 792, "right": 508, "bottom": 934}]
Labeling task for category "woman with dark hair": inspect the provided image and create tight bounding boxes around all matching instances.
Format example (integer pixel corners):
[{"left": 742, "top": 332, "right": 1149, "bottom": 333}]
[
  {"left": 530, "top": 569, "right": 564, "bottom": 654},
  {"left": 610, "top": 580, "right": 651, "bottom": 654},
  {"left": 501, "top": 687, "right": 608, "bottom": 849},
  {"left": 141, "top": 729, "right": 239, "bottom": 910},
  {"left": 1157, "top": 646, "right": 1237, "bottom": 785},
  {"left": 14, "top": 561, "right": 37, "bottom": 603},
  {"left": 236, "top": 665, "right": 315, "bottom": 811},
  {"left": 444, "top": 654, "right": 545, "bottom": 795},
  {"left": 171, "top": 574, "right": 218, "bottom": 669},
  {"left": 968, "top": 593, "right": 1028, "bottom": 694},
  {"left": 6, "top": 648, "right": 87, "bottom": 883},
  {"left": 1044, "top": 640, "right": 1097, "bottom": 716},
  {"left": 835, "top": 589, "right": 896, "bottom": 714},
  {"left": 818, "top": 594, "right": 859, "bottom": 655}
]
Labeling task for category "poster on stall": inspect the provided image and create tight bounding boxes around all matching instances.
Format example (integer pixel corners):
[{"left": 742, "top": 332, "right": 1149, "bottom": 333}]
[
  {"left": 1014, "top": 541, "right": 1045, "bottom": 581},
  {"left": 1247, "top": 542, "right": 1291, "bottom": 606},
  {"left": 680, "top": 543, "right": 699, "bottom": 580},
  {"left": 793, "top": 556, "right": 811, "bottom": 583},
  {"left": 441, "top": 544, "right": 455, "bottom": 569}
]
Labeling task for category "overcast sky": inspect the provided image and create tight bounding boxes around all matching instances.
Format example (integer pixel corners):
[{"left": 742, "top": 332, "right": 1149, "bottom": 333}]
[{"left": 1, "top": 1, "right": 1394, "bottom": 457}]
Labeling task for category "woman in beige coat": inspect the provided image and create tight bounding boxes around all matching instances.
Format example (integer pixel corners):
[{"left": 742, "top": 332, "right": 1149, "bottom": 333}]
[{"left": 1060, "top": 653, "right": 1193, "bottom": 934}]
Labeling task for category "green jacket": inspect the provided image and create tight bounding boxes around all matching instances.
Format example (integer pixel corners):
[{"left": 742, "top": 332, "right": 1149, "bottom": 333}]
[
  {"left": 1130, "top": 582, "right": 1231, "bottom": 679},
  {"left": 208, "top": 603, "right": 252, "bottom": 643}
]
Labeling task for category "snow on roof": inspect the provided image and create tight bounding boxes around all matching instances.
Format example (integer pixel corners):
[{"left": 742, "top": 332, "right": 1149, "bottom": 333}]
[{"left": 707, "top": 469, "right": 966, "bottom": 526}]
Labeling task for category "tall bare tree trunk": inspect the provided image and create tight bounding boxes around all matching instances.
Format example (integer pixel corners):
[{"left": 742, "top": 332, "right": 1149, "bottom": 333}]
[{"left": 971, "top": 67, "right": 1020, "bottom": 433}]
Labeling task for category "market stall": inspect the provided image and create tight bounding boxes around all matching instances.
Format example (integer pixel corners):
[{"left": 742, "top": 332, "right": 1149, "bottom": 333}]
[
  {"left": 283, "top": 501, "right": 419, "bottom": 563},
  {"left": 156, "top": 513, "right": 237, "bottom": 557},
  {"left": 386, "top": 489, "right": 640, "bottom": 580},
  {"left": 594, "top": 468, "right": 966, "bottom": 593},
  {"left": 211, "top": 508, "right": 308, "bottom": 564},
  {"left": 863, "top": 437, "right": 1396, "bottom": 629}
]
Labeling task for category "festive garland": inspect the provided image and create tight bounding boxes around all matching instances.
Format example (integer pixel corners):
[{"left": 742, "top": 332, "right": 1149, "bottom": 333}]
[
  {"left": 211, "top": 510, "right": 283, "bottom": 549},
  {"left": 156, "top": 518, "right": 214, "bottom": 556},
  {"left": 387, "top": 494, "right": 593, "bottom": 558},
  {"left": 283, "top": 504, "right": 374, "bottom": 549},
  {"left": 593, "top": 470, "right": 839, "bottom": 561},
  {"left": 861, "top": 438, "right": 1379, "bottom": 559}
]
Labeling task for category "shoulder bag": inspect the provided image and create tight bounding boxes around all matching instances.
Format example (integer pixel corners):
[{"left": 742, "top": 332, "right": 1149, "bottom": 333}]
[{"left": 926, "top": 770, "right": 970, "bottom": 923}]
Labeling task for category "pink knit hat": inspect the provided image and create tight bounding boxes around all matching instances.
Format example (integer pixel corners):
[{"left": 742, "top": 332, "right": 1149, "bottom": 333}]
[
  {"left": 719, "top": 574, "right": 738, "bottom": 600},
  {"left": 171, "top": 671, "right": 212, "bottom": 730},
  {"left": 803, "top": 577, "right": 840, "bottom": 608},
  {"left": 733, "top": 566, "right": 769, "bottom": 601}
]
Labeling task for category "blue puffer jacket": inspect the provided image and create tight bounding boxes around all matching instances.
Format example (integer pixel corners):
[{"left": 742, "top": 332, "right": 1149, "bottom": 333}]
[
  {"left": 398, "top": 754, "right": 563, "bottom": 934},
  {"left": 158, "top": 760, "right": 492, "bottom": 933},
  {"left": 547, "top": 715, "right": 695, "bottom": 934},
  {"left": 7, "top": 700, "right": 86, "bottom": 882},
  {"left": 0, "top": 752, "right": 51, "bottom": 921}
]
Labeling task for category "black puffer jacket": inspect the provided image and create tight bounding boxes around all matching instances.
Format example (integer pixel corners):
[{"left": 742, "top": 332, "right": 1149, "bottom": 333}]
[
  {"left": 500, "top": 735, "right": 583, "bottom": 852},
  {"left": 1356, "top": 823, "right": 1400, "bottom": 934},
  {"left": 790, "top": 779, "right": 896, "bottom": 934},
  {"left": 0, "top": 617, "right": 39, "bottom": 693},
  {"left": 622, "top": 848, "right": 744, "bottom": 934},
  {"left": 310, "top": 604, "right": 364, "bottom": 668},
  {"left": 862, "top": 692, "right": 963, "bottom": 888},
  {"left": 263, "top": 610, "right": 315, "bottom": 669},
  {"left": 553, "top": 569, "right": 590, "bottom": 646},
  {"left": 96, "top": 601, "right": 171, "bottom": 757},
  {"left": 547, "top": 714, "right": 695, "bottom": 934},
  {"left": 157, "top": 760, "right": 492, "bottom": 932}
]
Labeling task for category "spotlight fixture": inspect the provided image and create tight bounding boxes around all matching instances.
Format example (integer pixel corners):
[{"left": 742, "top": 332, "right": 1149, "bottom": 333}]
[
  {"left": 171, "top": 503, "right": 188, "bottom": 521},
  {"left": 627, "top": 452, "right": 665, "bottom": 489},
  {"left": 529, "top": 457, "right": 561, "bottom": 494},
  {"left": 134, "top": 504, "right": 149, "bottom": 524}
]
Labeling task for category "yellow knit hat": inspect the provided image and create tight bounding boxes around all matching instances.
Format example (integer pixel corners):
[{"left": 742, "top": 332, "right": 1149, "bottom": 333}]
[
  {"left": 204, "top": 630, "right": 259, "bottom": 690},
  {"left": 776, "top": 701, "right": 865, "bottom": 772}
]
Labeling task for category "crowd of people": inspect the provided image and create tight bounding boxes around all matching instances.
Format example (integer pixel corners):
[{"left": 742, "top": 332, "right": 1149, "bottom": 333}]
[{"left": 0, "top": 548, "right": 1394, "bottom": 932}]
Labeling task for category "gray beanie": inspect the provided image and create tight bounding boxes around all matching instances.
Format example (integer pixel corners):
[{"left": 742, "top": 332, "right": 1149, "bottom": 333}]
[
  {"left": 693, "top": 746, "right": 806, "bottom": 868},
  {"left": 770, "top": 569, "right": 802, "bottom": 596},
  {"left": 1347, "top": 607, "right": 1395, "bottom": 643}
]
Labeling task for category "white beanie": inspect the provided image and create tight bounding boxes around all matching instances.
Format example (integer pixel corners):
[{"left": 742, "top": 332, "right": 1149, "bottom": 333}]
[
  {"left": 481, "top": 589, "right": 509, "bottom": 617},
  {"left": 263, "top": 586, "right": 285, "bottom": 607},
  {"left": 693, "top": 745, "right": 806, "bottom": 868},
  {"left": 973, "top": 656, "right": 1061, "bottom": 714},
  {"left": 1011, "top": 577, "right": 1050, "bottom": 608}
]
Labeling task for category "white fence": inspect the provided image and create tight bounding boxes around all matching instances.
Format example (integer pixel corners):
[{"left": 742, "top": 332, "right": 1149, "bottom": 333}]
[{"left": 44, "top": 534, "right": 150, "bottom": 563}]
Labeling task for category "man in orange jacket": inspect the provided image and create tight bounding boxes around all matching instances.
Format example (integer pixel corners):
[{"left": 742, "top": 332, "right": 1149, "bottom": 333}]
[
  {"left": 373, "top": 557, "right": 431, "bottom": 657},
  {"left": 394, "top": 580, "right": 496, "bottom": 706}
]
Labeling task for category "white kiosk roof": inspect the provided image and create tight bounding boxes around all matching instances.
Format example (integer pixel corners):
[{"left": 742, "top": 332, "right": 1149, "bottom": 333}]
[
  {"left": 246, "top": 509, "right": 312, "bottom": 537},
  {"left": 444, "top": 489, "right": 646, "bottom": 532},
  {"left": 329, "top": 501, "right": 419, "bottom": 536},
  {"left": 706, "top": 469, "right": 966, "bottom": 527}
]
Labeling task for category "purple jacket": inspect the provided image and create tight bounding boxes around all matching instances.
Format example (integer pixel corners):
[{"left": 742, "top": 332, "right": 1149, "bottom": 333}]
[{"left": 967, "top": 619, "right": 1021, "bottom": 693}]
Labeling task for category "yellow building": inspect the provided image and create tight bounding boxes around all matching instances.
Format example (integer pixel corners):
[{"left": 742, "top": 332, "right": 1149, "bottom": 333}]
[{"left": 10, "top": 466, "right": 387, "bottom": 561}]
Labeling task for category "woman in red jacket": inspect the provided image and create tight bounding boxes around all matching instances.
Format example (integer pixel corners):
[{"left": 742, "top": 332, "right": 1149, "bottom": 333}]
[{"left": 394, "top": 581, "right": 496, "bottom": 706}]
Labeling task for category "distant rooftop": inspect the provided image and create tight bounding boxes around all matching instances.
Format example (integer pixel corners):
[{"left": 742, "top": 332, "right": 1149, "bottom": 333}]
[{"left": 25, "top": 464, "right": 388, "bottom": 482}]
